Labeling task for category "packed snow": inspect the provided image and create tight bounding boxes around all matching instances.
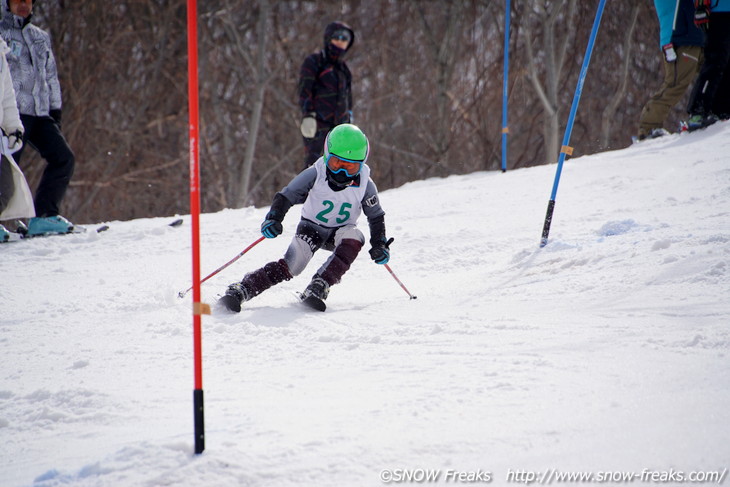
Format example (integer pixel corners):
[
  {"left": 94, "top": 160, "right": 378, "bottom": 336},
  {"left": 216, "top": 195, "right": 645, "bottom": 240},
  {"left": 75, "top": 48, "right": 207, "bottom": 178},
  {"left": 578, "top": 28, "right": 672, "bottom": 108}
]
[{"left": 1, "top": 123, "right": 729, "bottom": 487}]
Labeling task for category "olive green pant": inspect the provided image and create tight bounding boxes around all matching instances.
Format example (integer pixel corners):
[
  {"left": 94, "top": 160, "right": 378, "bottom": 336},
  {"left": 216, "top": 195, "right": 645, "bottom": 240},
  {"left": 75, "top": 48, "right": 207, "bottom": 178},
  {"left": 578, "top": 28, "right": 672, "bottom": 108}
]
[{"left": 638, "top": 45, "right": 703, "bottom": 137}]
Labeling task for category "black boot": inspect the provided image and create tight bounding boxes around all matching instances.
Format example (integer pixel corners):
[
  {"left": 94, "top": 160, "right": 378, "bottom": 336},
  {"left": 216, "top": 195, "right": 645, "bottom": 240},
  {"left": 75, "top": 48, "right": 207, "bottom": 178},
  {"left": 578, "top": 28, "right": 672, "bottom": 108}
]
[
  {"left": 300, "top": 276, "right": 329, "bottom": 311},
  {"left": 218, "top": 282, "right": 250, "bottom": 313},
  {"left": 218, "top": 259, "right": 292, "bottom": 313}
]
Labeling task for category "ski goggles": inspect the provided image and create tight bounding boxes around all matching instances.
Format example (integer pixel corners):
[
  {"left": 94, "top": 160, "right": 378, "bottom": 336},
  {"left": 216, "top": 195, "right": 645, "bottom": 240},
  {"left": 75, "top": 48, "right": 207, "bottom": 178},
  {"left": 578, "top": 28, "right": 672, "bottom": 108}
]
[
  {"left": 331, "top": 30, "right": 351, "bottom": 43},
  {"left": 326, "top": 154, "right": 362, "bottom": 177}
]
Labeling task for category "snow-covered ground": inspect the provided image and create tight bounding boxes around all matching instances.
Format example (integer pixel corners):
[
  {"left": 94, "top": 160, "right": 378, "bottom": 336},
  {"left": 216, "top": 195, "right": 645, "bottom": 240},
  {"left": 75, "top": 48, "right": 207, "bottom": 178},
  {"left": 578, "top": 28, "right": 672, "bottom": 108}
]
[{"left": 2, "top": 123, "right": 729, "bottom": 487}]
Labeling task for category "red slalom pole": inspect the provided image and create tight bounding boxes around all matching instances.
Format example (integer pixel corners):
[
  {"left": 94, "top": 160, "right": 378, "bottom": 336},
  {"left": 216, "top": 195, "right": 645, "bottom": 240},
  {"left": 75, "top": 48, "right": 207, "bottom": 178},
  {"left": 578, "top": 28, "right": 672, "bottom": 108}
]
[
  {"left": 186, "top": 0, "right": 205, "bottom": 455},
  {"left": 178, "top": 236, "right": 266, "bottom": 298},
  {"left": 384, "top": 263, "right": 417, "bottom": 300}
]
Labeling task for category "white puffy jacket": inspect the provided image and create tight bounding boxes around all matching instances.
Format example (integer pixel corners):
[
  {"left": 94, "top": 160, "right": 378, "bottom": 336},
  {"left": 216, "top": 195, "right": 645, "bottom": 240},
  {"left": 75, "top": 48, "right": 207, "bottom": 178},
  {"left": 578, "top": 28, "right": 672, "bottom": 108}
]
[{"left": 0, "top": 35, "right": 22, "bottom": 135}]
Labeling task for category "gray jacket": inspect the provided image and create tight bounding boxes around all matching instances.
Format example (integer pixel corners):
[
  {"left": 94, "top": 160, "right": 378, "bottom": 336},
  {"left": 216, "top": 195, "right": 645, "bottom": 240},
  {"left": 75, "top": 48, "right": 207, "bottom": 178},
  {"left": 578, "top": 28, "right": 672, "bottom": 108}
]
[{"left": 0, "top": 2, "right": 61, "bottom": 117}]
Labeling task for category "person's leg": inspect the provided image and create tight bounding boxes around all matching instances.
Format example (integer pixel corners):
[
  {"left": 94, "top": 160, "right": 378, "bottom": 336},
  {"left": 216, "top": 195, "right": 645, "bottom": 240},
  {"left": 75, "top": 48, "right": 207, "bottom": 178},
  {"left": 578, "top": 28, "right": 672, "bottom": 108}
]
[
  {"left": 220, "top": 257, "right": 293, "bottom": 312},
  {"left": 302, "top": 128, "right": 329, "bottom": 169},
  {"left": 687, "top": 14, "right": 730, "bottom": 117},
  {"left": 706, "top": 14, "right": 730, "bottom": 119},
  {"left": 23, "top": 116, "right": 75, "bottom": 217},
  {"left": 711, "top": 63, "right": 730, "bottom": 119},
  {"left": 235, "top": 259, "right": 293, "bottom": 298},
  {"left": 299, "top": 225, "right": 363, "bottom": 305},
  {"left": 638, "top": 46, "right": 702, "bottom": 137},
  {"left": 316, "top": 225, "right": 364, "bottom": 286},
  {"left": 220, "top": 220, "right": 333, "bottom": 311}
]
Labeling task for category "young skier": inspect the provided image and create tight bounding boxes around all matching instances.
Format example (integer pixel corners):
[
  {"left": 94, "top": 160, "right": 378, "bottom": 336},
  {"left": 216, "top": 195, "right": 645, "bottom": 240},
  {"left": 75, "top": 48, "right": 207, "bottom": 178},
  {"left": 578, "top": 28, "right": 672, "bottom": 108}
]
[{"left": 218, "top": 123, "right": 392, "bottom": 312}]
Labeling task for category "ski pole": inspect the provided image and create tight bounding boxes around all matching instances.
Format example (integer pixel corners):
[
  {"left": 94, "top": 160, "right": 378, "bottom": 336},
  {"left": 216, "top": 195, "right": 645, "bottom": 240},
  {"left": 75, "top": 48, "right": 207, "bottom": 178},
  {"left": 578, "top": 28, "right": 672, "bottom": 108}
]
[
  {"left": 384, "top": 263, "right": 417, "bottom": 300},
  {"left": 178, "top": 235, "right": 265, "bottom": 298}
]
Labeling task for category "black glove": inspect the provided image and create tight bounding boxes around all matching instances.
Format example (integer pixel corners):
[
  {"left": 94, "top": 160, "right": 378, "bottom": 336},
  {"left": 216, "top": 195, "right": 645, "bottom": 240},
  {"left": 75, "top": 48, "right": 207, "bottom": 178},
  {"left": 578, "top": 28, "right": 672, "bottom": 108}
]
[
  {"left": 49, "top": 109, "right": 62, "bottom": 127},
  {"left": 369, "top": 237, "right": 393, "bottom": 265},
  {"left": 260, "top": 193, "right": 293, "bottom": 239},
  {"left": 694, "top": 0, "right": 711, "bottom": 32},
  {"left": 261, "top": 219, "right": 283, "bottom": 238}
]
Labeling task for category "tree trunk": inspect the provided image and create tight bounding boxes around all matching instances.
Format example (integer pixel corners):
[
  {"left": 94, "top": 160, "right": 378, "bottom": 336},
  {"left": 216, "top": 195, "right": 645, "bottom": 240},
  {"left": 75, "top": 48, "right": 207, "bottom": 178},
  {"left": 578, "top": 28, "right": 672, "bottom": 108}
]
[
  {"left": 418, "top": 1, "right": 466, "bottom": 173},
  {"left": 236, "top": 0, "right": 270, "bottom": 208},
  {"left": 600, "top": 3, "right": 641, "bottom": 148},
  {"left": 523, "top": 0, "right": 577, "bottom": 164}
]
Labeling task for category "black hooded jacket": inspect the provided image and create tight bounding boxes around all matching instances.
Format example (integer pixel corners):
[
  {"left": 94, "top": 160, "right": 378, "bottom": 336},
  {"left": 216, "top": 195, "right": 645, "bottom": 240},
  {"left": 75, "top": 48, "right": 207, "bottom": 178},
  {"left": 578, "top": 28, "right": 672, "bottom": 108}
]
[{"left": 298, "top": 21, "right": 354, "bottom": 128}]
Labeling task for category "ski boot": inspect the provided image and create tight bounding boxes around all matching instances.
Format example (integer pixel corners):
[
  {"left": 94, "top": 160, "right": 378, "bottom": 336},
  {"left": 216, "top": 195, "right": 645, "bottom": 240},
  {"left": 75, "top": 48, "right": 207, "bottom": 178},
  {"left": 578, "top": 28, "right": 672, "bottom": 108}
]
[
  {"left": 15, "top": 220, "right": 28, "bottom": 236},
  {"left": 0, "top": 224, "right": 10, "bottom": 243},
  {"left": 686, "top": 113, "right": 719, "bottom": 132},
  {"left": 218, "top": 282, "right": 250, "bottom": 313},
  {"left": 27, "top": 215, "right": 73, "bottom": 236},
  {"left": 300, "top": 276, "right": 329, "bottom": 312},
  {"left": 636, "top": 128, "right": 669, "bottom": 142}
]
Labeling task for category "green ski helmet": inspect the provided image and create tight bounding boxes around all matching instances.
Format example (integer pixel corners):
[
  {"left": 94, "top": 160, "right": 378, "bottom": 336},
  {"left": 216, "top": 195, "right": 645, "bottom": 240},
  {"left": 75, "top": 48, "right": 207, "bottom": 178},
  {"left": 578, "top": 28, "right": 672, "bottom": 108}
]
[
  {"left": 323, "top": 124, "right": 370, "bottom": 188},
  {"left": 324, "top": 123, "right": 369, "bottom": 162}
]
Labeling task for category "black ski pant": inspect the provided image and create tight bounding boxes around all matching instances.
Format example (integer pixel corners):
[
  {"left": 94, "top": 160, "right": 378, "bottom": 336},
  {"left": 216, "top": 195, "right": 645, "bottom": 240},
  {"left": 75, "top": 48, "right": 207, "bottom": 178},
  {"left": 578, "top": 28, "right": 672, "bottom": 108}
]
[
  {"left": 15, "top": 115, "right": 75, "bottom": 218},
  {"left": 712, "top": 52, "right": 730, "bottom": 119},
  {"left": 302, "top": 128, "right": 329, "bottom": 169},
  {"left": 687, "top": 12, "right": 730, "bottom": 117}
]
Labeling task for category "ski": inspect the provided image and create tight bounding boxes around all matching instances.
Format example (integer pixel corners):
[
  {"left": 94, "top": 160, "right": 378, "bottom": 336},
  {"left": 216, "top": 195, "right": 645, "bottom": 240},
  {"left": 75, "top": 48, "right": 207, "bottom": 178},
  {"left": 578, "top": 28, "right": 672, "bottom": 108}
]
[
  {"left": 1, "top": 218, "right": 181, "bottom": 244},
  {"left": 295, "top": 291, "right": 327, "bottom": 312},
  {"left": 69, "top": 224, "right": 109, "bottom": 234},
  {"left": 1, "top": 231, "right": 23, "bottom": 243},
  {"left": 215, "top": 291, "right": 327, "bottom": 314},
  {"left": 217, "top": 294, "right": 242, "bottom": 313},
  {"left": 17, "top": 224, "right": 107, "bottom": 239},
  {"left": 1, "top": 228, "right": 98, "bottom": 242}
]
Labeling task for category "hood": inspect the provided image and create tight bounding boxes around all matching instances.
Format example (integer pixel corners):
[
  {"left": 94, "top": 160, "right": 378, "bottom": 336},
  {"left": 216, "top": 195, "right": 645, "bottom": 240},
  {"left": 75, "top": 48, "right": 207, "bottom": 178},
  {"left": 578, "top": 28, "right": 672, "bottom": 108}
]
[{"left": 323, "top": 21, "right": 354, "bottom": 62}]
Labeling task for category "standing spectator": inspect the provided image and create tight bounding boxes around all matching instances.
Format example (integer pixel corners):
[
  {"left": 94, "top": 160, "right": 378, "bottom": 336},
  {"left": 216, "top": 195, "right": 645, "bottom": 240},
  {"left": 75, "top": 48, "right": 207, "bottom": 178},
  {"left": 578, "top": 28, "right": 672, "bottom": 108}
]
[
  {"left": 0, "top": 0, "right": 76, "bottom": 236},
  {"left": 0, "top": 33, "right": 29, "bottom": 241},
  {"left": 637, "top": 0, "right": 705, "bottom": 141},
  {"left": 298, "top": 21, "right": 355, "bottom": 169},
  {"left": 686, "top": 0, "right": 730, "bottom": 130}
]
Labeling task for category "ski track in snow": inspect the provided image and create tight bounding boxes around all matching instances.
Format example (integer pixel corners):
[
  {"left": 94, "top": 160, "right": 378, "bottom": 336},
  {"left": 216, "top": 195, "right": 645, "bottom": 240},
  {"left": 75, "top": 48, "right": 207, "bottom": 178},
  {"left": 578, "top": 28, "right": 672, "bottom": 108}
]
[{"left": 1, "top": 123, "right": 729, "bottom": 486}]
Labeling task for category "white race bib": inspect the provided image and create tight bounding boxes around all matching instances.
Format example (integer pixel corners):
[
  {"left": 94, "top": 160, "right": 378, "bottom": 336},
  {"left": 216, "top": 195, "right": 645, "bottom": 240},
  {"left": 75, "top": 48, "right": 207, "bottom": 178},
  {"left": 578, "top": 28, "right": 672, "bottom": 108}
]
[{"left": 300, "top": 160, "right": 370, "bottom": 228}]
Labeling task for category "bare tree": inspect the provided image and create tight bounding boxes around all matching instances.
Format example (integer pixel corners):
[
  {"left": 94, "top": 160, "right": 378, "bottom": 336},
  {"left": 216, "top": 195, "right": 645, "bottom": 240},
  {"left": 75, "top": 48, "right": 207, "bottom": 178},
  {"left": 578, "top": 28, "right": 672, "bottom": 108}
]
[
  {"left": 20, "top": 0, "right": 665, "bottom": 224},
  {"left": 600, "top": 3, "right": 642, "bottom": 147},
  {"left": 236, "top": 0, "right": 270, "bottom": 207},
  {"left": 521, "top": 0, "right": 579, "bottom": 165},
  {"left": 417, "top": 1, "right": 467, "bottom": 170}
]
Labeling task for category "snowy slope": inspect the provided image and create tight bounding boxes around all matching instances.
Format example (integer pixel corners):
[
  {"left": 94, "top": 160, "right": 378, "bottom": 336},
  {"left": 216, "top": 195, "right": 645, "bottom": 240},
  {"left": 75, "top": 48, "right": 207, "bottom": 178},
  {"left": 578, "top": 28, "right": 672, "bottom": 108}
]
[{"left": 1, "top": 123, "right": 729, "bottom": 487}]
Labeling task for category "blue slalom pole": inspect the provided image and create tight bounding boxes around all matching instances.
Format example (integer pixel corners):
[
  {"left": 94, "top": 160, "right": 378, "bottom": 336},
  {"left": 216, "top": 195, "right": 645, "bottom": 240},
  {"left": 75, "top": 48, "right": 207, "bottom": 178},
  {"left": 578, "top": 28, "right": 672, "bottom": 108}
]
[
  {"left": 540, "top": 0, "right": 607, "bottom": 248},
  {"left": 501, "top": 0, "right": 511, "bottom": 173}
]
